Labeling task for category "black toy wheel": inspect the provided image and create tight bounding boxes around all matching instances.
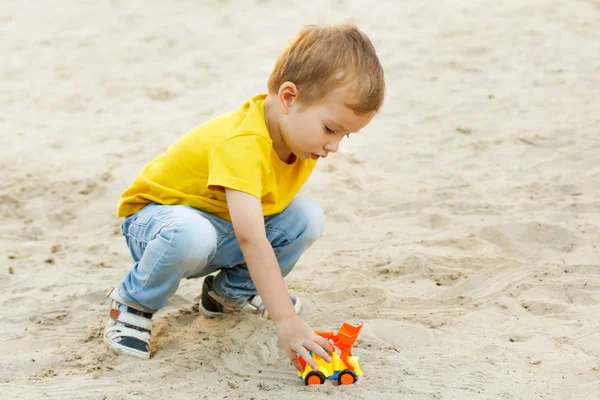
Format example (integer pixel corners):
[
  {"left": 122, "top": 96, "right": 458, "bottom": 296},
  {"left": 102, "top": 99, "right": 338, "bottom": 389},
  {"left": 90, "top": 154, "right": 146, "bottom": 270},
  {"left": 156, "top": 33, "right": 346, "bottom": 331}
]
[
  {"left": 305, "top": 371, "right": 326, "bottom": 385},
  {"left": 337, "top": 369, "right": 358, "bottom": 385}
]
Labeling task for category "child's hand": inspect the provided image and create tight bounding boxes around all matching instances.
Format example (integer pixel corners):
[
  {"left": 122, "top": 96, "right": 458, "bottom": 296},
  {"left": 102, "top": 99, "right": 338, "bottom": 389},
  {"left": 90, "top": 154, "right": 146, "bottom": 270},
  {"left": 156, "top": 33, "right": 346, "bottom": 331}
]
[{"left": 274, "top": 315, "right": 334, "bottom": 372}]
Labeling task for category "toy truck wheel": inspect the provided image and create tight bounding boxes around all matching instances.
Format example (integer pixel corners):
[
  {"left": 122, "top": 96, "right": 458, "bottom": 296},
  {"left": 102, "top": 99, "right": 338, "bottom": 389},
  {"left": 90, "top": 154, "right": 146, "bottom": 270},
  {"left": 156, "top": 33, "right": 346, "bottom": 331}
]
[
  {"left": 338, "top": 369, "right": 358, "bottom": 385},
  {"left": 305, "top": 371, "right": 326, "bottom": 385}
]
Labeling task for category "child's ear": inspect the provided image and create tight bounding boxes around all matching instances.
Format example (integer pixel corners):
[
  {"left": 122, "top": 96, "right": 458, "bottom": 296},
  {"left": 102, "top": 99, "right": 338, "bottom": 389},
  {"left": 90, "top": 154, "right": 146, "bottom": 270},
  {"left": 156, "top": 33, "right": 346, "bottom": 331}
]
[{"left": 278, "top": 82, "right": 298, "bottom": 114}]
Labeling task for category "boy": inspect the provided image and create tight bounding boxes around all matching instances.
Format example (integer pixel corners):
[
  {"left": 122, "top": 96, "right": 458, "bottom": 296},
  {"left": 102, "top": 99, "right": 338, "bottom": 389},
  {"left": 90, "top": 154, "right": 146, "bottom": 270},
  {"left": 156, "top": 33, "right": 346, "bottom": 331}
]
[{"left": 104, "top": 24, "right": 385, "bottom": 372}]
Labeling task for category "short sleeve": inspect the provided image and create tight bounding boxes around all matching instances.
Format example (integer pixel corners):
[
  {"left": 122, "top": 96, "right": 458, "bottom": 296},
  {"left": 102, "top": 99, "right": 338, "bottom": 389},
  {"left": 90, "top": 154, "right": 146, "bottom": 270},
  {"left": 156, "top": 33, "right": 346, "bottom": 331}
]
[{"left": 207, "top": 134, "right": 271, "bottom": 198}]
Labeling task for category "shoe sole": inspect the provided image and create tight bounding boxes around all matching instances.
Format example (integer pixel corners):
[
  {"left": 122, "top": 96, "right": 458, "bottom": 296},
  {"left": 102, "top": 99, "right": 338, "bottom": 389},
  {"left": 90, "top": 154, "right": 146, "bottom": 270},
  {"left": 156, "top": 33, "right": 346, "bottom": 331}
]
[{"left": 103, "top": 335, "right": 151, "bottom": 359}]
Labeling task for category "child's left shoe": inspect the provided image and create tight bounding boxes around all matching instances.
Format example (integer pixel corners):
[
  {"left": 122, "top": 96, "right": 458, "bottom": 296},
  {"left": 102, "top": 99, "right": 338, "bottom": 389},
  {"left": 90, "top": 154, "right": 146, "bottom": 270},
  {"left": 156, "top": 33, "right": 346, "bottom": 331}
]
[
  {"left": 198, "top": 275, "right": 302, "bottom": 318},
  {"left": 103, "top": 298, "right": 154, "bottom": 359}
]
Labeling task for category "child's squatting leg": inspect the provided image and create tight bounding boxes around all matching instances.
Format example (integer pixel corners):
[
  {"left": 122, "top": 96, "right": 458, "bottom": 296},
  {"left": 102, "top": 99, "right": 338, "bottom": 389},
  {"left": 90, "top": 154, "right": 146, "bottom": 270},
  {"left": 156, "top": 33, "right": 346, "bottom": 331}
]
[
  {"left": 110, "top": 203, "right": 220, "bottom": 312},
  {"left": 110, "top": 198, "right": 324, "bottom": 312},
  {"left": 210, "top": 197, "right": 325, "bottom": 304}
]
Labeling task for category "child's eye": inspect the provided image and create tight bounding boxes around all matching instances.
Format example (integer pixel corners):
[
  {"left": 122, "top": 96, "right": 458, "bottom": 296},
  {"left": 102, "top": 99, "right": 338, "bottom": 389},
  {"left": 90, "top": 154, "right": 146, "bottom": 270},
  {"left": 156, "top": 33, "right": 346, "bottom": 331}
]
[{"left": 324, "top": 125, "right": 335, "bottom": 133}]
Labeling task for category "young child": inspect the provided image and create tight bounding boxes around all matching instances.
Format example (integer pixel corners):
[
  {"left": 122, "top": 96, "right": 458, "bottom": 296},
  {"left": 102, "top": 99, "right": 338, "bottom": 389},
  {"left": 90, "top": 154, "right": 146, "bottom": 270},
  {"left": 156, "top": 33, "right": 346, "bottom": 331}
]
[{"left": 104, "top": 24, "right": 385, "bottom": 372}]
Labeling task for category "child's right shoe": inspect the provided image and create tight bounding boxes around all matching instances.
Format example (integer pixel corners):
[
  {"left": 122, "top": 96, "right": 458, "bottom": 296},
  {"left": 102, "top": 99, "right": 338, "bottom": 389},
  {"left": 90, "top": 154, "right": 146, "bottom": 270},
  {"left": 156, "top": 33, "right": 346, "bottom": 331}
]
[
  {"left": 103, "top": 298, "right": 154, "bottom": 359},
  {"left": 198, "top": 275, "right": 302, "bottom": 318}
]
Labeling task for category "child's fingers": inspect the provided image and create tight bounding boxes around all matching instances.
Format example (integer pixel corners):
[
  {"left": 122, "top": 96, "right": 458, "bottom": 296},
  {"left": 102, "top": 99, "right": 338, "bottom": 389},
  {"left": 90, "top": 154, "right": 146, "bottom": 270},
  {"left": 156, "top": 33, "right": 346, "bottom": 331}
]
[
  {"left": 291, "top": 356, "right": 303, "bottom": 372},
  {"left": 304, "top": 340, "right": 332, "bottom": 363},
  {"left": 285, "top": 348, "right": 304, "bottom": 372},
  {"left": 314, "top": 335, "right": 335, "bottom": 353},
  {"left": 293, "top": 345, "right": 319, "bottom": 371}
]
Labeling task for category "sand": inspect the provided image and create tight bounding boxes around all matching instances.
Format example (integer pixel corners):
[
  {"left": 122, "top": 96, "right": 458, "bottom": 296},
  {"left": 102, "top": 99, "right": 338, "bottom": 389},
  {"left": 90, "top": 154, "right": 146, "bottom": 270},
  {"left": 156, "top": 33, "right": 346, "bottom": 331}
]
[{"left": 1, "top": 0, "right": 599, "bottom": 399}]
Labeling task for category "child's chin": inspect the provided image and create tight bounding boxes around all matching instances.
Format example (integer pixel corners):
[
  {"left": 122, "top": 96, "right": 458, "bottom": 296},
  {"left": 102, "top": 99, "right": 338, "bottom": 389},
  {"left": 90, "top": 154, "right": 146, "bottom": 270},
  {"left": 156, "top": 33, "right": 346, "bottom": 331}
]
[{"left": 295, "top": 153, "right": 311, "bottom": 161}]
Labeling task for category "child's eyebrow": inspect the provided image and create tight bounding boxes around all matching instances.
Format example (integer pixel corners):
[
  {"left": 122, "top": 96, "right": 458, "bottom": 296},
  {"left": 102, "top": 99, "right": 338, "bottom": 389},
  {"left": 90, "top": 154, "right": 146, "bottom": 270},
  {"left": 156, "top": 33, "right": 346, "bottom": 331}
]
[{"left": 328, "top": 120, "right": 350, "bottom": 133}]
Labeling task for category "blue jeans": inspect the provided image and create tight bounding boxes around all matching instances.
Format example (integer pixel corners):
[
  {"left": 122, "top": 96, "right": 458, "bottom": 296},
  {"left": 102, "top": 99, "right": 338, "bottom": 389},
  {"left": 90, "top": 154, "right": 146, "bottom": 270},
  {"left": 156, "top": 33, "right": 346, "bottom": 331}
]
[{"left": 109, "top": 198, "right": 325, "bottom": 313}]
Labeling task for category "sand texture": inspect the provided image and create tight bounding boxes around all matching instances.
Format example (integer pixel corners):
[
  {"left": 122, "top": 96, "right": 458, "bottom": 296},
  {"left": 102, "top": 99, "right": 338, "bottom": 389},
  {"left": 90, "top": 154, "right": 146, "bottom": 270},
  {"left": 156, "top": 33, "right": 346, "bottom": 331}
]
[{"left": 1, "top": 0, "right": 599, "bottom": 399}]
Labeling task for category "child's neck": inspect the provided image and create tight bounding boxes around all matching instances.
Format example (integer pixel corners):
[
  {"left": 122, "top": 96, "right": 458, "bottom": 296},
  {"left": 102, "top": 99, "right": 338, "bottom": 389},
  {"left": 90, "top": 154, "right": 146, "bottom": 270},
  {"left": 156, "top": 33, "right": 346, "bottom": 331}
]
[{"left": 264, "top": 95, "right": 295, "bottom": 164}]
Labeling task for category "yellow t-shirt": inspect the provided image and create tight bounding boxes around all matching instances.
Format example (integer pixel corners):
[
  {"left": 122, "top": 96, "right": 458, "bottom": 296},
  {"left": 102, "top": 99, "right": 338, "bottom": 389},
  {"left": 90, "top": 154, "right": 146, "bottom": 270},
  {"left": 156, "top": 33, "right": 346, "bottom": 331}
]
[{"left": 117, "top": 94, "right": 317, "bottom": 221}]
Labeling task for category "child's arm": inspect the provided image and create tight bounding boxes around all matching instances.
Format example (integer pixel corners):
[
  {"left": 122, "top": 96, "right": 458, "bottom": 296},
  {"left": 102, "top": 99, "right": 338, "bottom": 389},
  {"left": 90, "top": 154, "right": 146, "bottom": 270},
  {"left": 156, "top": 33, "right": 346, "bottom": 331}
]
[{"left": 226, "top": 188, "right": 333, "bottom": 371}]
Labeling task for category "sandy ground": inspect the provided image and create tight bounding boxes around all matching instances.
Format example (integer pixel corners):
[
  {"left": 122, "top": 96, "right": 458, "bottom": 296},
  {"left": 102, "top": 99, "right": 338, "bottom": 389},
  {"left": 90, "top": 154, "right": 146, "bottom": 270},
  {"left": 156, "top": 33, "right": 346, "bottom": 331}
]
[{"left": 1, "top": 0, "right": 600, "bottom": 399}]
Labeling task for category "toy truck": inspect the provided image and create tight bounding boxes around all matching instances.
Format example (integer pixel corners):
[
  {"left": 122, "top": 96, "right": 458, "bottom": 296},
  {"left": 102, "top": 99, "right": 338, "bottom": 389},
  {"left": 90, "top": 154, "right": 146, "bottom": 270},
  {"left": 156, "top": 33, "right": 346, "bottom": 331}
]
[{"left": 298, "top": 322, "right": 364, "bottom": 385}]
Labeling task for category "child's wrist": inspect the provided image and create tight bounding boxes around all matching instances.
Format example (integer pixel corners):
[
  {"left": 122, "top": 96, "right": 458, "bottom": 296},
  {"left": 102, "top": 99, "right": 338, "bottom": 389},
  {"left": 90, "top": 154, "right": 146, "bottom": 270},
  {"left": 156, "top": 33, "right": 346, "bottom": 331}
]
[{"left": 271, "top": 311, "right": 299, "bottom": 325}]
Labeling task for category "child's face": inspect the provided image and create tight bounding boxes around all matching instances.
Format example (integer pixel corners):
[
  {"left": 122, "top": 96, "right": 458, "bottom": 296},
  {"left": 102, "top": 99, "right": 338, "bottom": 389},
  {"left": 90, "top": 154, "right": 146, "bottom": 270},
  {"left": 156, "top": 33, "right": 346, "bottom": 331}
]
[{"left": 280, "top": 84, "right": 375, "bottom": 161}]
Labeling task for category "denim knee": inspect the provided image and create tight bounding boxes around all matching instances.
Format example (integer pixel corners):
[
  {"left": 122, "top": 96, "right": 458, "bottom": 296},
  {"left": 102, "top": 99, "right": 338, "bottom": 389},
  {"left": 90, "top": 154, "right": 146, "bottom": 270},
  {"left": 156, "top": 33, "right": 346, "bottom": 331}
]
[
  {"left": 289, "top": 198, "right": 325, "bottom": 244},
  {"left": 161, "top": 210, "right": 218, "bottom": 275}
]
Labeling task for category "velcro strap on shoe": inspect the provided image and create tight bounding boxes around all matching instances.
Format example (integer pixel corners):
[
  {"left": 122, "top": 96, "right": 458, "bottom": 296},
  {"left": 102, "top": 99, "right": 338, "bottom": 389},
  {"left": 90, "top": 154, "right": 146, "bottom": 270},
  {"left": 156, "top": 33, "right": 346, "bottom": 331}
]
[
  {"left": 249, "top": 295, "right": 264, "bottom": 310},
  {"left": 105, "top": 324, "right": 151, "bottom": 342},
  {"left": 110, "top": 308, "right": 153, "bottom": 331},
  {"left": 237, "top": 295, "right": 266, "bottom": 315}
]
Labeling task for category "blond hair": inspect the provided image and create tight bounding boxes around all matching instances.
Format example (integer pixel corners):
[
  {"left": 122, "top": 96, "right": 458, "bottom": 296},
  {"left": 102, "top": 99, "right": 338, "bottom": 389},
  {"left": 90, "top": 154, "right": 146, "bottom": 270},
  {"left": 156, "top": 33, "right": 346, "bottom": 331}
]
[{"left": 267, "top": 24, "right": 385, "bottom": 113}]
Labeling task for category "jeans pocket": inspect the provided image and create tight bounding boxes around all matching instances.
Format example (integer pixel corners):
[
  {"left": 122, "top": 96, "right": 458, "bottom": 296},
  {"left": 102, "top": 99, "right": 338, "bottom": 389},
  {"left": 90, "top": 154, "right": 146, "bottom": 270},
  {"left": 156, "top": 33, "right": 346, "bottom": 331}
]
[{"left": 128, "top": 203, "right": 160, "bottom": 227}]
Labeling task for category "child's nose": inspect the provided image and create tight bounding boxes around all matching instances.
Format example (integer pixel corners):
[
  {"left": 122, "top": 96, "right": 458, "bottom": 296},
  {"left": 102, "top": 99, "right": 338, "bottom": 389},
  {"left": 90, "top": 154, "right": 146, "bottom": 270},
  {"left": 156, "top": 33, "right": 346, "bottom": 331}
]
[{"left": 324, "top": 139, "right": 341, "bottom": 153}]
